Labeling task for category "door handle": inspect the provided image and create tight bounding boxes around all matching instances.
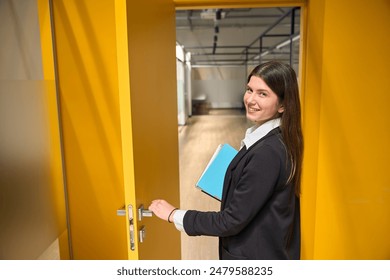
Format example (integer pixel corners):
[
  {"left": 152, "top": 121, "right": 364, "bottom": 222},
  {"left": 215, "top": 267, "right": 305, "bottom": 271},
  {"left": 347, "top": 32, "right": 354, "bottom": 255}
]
[
  {"left": 139, "top": 226, "right": 146, "bottom": 243},
  {"left": 116, "top": 206, "right": 126, "bottom": 216},
  {"left": 138, "top": 204, "right": 153, "bottom": 221}
]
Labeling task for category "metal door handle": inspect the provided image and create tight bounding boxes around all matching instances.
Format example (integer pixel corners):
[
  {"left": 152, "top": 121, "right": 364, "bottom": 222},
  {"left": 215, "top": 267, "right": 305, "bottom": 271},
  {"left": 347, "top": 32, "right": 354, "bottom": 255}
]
[
  {"left": 139, "top": 226, "right": 146, "bottom": 243},
  {"left": 138, "top": 204, "right": 153, "bottom": 221},
  {"left": 117, "top": 206, "right": 126, "bottom": 216}
]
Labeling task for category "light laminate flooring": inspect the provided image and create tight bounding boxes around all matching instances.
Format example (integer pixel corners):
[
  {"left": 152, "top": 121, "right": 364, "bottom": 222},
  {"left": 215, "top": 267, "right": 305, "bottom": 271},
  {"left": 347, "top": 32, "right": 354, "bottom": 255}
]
[{"left": 178, "top": 109, "right": 249, "bottom": 260}]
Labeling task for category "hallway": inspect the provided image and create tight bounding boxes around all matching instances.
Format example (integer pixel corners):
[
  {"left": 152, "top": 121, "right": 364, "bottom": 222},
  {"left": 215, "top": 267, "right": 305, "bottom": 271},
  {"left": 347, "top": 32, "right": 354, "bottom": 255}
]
[{"left": 178, "top": 109, "right": 249, "bottom": 259}]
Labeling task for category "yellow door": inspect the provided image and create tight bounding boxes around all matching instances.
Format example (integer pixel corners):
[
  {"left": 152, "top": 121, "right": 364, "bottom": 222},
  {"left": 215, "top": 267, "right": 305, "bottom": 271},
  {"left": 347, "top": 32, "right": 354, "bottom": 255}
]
[
  {"left": 116, "top": 0, "right": 181, "bottom": 260},
  {"left": 50, "top": 0, "right": 180, "bottom": 259}
]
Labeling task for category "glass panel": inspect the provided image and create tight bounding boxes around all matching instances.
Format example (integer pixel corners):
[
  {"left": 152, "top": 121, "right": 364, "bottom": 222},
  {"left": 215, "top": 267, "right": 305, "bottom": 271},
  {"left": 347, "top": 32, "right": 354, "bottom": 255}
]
[{"left": 0, "top": 0, "right": 68, "bottom": 259}]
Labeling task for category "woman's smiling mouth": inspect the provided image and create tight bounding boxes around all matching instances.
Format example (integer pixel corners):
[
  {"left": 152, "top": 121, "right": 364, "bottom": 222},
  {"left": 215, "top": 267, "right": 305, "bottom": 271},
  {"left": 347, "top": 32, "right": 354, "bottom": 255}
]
[{"left": 248, "top": 107, "right": 260, "bottom": 112}]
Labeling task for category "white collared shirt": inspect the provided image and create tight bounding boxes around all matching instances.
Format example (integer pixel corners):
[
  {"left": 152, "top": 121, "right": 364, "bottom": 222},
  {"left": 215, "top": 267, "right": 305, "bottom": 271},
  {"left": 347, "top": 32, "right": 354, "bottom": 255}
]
[
  {"left": 173, "top": 118, "right": 282, "bottom": 232},
  {"left": 241, "top": 118, "right": 281, "bottom": 149}
]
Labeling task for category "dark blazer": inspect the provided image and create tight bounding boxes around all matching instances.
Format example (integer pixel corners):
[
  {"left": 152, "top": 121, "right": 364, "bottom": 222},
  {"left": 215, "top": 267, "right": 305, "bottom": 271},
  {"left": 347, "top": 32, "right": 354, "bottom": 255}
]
[{"left": 183, "top": 127, "right": 300, "bottom": 260}]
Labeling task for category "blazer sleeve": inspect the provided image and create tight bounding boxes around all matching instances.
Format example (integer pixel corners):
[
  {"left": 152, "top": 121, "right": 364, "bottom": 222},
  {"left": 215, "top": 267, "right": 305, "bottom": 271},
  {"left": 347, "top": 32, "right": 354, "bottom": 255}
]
[{"left": 183, "top": 143, "right": 283, "bottom": 237}]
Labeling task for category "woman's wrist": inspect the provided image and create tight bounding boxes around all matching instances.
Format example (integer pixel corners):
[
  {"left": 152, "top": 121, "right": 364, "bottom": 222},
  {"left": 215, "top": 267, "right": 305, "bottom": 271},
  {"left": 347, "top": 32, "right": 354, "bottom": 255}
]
[{"left": 168, "top": 208, "right": 179, "bottom": 223}]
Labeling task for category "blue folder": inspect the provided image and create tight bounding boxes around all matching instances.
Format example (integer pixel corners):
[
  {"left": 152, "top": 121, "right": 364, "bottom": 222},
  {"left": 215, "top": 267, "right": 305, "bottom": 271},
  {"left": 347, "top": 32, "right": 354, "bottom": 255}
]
[{"left": 196, "top": 143, "right": 238, "bottom": 201}]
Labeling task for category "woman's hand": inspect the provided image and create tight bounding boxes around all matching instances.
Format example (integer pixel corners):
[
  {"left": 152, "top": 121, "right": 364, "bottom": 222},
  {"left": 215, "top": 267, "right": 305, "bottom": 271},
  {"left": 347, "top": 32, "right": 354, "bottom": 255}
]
[{"left": 148, "top": 199, "right": 177, "bottom": 222}]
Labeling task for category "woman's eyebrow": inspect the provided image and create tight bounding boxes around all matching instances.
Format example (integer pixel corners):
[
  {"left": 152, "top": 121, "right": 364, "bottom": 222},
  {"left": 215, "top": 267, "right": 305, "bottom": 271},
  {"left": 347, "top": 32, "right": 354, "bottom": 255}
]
[
  {"left": 247, "top": 83, "right": 269, "bottom": 93},
  {"left": 253, "top": 88, "right": 269, "bottom": 93}
]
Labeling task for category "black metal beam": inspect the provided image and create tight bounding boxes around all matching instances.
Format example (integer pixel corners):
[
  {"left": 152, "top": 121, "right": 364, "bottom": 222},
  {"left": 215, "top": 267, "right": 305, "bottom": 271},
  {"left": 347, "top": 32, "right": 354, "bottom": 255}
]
[
  {"left": 247, "top": 8, "right": 295, "bottom": 49},
  {"left": 181, "top": 7, "right": 301, "bottom": 66}
]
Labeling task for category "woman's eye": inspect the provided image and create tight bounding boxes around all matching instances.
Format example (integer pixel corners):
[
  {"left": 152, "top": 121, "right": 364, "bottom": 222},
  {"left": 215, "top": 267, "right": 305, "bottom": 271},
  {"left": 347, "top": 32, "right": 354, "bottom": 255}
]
[{"left": 258, "top": 92, "right": 267, "bottom": 97}]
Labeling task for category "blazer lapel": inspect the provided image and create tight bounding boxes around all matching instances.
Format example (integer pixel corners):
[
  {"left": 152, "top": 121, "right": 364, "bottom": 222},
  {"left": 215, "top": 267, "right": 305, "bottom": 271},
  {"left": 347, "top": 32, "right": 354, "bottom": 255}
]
[
  {"left": 229, "top": 145, "right": 247, "bottom": 170},
  {"left": 221, "top": 146, "right": 247, "bottom": 207},
  {"left": 220, "top": 127, "right": 282, "bottom": 207}
]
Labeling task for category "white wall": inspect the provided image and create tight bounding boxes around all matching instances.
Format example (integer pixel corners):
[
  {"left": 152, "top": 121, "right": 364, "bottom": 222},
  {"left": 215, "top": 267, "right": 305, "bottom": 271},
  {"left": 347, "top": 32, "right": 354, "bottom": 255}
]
[{"left": 191, "top": 66, "right": 247, "bottom": 109}]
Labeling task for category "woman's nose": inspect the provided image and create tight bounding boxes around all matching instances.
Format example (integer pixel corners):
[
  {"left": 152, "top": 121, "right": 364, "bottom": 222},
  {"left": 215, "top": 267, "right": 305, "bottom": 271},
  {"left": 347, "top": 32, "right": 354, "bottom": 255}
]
[{"left": 246, "top": 93, "right": 255, "bottom": 103}]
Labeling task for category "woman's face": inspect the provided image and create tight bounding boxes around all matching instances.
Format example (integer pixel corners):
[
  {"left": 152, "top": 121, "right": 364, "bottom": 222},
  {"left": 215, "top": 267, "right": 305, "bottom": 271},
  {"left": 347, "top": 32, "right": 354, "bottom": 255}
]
[{"left": 244, "top": 76, "right": 284, "bottom": 125}]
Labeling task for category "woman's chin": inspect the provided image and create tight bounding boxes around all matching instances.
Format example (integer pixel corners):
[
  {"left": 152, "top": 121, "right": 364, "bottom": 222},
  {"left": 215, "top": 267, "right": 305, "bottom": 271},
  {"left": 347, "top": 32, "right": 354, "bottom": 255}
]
[{"left": 246, "top": 113, "right": 257, "bottom": 123}]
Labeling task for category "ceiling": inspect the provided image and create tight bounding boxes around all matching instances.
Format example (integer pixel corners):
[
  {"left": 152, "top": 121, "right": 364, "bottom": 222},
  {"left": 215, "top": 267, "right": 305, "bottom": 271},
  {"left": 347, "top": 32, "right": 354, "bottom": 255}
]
[{"left": 175, "top": 7, "right": 301, "bottom": 67}]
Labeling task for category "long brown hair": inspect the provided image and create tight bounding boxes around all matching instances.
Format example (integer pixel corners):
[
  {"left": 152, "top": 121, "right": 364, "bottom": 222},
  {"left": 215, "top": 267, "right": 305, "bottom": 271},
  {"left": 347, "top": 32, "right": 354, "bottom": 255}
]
[{"left": 248, "top": 61, "right": 304, "bottom": 197}]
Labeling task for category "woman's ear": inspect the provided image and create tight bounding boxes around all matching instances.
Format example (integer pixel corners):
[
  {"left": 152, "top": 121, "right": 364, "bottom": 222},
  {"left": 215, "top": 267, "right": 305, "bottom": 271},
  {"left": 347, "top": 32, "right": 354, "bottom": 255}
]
[{"left": 278, "top": 104, "right": 285, "bottom": 113}]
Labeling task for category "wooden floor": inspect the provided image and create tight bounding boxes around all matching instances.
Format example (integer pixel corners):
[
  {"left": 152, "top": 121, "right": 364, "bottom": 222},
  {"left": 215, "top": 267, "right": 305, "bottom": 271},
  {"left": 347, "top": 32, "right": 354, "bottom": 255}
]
[{"left": 178, "top": 109, "right": 249, "bottom": 259}]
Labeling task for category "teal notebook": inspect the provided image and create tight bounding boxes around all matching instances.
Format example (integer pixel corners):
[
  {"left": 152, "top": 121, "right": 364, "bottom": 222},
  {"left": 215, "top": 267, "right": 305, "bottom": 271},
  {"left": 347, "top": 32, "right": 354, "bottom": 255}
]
[{"left": 196, "top": 144, "right": 238, "bottom": 201}]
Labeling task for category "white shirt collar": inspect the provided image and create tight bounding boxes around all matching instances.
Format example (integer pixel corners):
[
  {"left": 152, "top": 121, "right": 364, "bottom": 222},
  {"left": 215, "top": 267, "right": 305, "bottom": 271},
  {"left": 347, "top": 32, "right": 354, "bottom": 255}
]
[{"left": 241, "top": 118, "right": 281, "bottom": 149}]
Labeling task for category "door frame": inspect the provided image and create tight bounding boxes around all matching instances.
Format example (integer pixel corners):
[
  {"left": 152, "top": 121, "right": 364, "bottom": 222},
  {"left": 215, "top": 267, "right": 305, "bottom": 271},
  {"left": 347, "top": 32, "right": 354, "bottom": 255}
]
[{"left": 173, "top": 0, "right": 308, "bottom": 259}]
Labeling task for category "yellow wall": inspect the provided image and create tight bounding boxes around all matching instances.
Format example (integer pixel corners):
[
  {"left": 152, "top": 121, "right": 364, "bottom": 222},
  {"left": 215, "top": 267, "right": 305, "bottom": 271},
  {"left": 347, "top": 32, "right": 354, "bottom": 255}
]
[
  {"left": 51, "top": 0, "right": 128, "bottom": 259},
  {"left": 304, "top": 0, "right": 390, "bottom": 259},
  {"left": 299, "top": 0, "right": 324, "bottom": 260},
  {"left": 37, "top": 0, "right": 70, "bottom": 259}
]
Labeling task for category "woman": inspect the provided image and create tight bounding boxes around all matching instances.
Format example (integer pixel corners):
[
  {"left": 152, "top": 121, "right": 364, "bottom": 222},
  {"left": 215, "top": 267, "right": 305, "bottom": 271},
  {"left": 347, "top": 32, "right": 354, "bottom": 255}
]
[{"left": 149, "top": 61, "right": 303, "bottom": 260}]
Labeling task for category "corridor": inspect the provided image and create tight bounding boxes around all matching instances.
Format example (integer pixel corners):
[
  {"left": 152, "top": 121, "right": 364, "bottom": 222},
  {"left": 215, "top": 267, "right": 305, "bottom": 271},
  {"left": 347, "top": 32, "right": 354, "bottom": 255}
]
[{"left": 178, "top": 109, "right": 248, "bottom": 259}]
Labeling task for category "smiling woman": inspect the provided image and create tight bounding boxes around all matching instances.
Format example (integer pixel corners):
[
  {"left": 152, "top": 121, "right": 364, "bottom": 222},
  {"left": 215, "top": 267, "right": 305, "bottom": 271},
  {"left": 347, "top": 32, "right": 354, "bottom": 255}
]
[
  {"left": 150, "top": 60, "right": 303, "bottom": 260},
  {"left": 244, "top": 75, "right": 284, "bottom": 125}
]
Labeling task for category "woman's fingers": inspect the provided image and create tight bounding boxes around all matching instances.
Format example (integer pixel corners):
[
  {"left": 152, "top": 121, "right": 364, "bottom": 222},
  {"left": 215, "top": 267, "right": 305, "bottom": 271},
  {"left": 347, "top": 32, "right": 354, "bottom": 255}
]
[{"left": 148, "top": 199, "right": 176, "bottom": 221}]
